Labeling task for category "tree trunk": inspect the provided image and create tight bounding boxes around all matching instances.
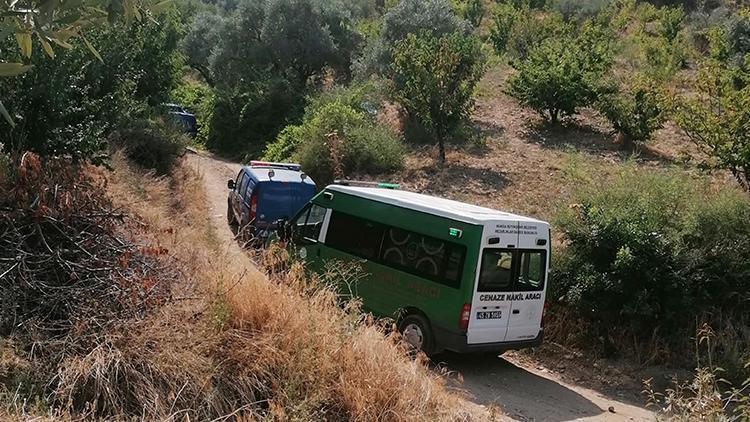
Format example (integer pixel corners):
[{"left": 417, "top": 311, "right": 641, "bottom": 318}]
[{"left": 437, "top": 130, "right": 446, "bottom": 167}]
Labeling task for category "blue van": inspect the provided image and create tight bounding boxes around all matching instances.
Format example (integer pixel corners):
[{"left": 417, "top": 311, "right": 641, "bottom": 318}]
[{"left": 227, "top": 161, "right": 316, "bottom": 242}]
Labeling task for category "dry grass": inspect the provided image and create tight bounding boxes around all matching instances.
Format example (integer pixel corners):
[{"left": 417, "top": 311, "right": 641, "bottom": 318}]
[{"left": 38, "top": 152, "right": 472, "bottom": 420}]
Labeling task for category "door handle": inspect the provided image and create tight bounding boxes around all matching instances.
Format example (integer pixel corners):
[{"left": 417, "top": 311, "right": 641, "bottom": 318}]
[{"left": 512, "top": 309, "right": 520, "bottom": 314}]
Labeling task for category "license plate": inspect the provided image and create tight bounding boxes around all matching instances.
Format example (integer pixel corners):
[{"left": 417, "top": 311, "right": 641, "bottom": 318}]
[{"left": 477, "top": 311, "right": 502, "bottom": 320}]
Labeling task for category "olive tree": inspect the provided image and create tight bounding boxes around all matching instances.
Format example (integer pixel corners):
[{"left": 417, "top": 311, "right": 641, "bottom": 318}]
[{"left": 392, "top": 30, "right": 485, "bottom": 165}]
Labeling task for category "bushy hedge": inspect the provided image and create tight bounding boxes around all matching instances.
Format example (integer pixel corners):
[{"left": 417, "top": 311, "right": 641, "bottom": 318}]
[
  {"left": 264, "top": 98, "right": 404, "bottom": 185},
  {"left": 553, "top": 164, "right": 750, "bottom": 376}
]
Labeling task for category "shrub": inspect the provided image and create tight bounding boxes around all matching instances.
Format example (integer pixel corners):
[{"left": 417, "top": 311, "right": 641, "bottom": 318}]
[
  {"left": 551, "top": 0, "right": 612, "bottom": 22},
  {"left": 597, "top": 75, "right": 666, "bottom": 148},
  {"left": 674, "top": 60, "right": 750, "bottom": 192},
  {"left": 454, "top": 0, "right": 485, "bottom": 27},
  {"left": 110, "top": 119, "right": 186, "bottom": 174},
  {"left": 553, "top": 164, "right": 750, "bottom": 372},
  {"left": 0, "top": 15, "right": 182, "bottom": 160},
  {"left": 505, "top": 10, "right": 569, "bottom": 62},
  {"left": 265, "top": 101, "right": 404, "bottom": 184},
  {"left": 488, "top": 3, "right": 520, "bottom": 55},
  {"left": 659, "top": 5, "right": 684, "bottom": 43},
  {"left": 170, "top": 79, "right": 215, "bottom": 145},
  {"left": 392, "top": 30, "right": 485, "bottom": 164},
  {"left": 506, "top": 27, "right": 612, "bottom": 122}
]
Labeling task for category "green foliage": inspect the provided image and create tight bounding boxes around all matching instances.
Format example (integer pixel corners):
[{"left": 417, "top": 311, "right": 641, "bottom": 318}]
[
  {"left": 554, "top": 164, "right": 750, "bottom": 368},
  {"left": 551, "top": 0, "right": 612, "bottom": 22},
  {"left": 264, "top": 100, "right": 404, "bottom": 185},
  {"left": 506, "top": 24, "right": 613, "bottom": 122},
  {"left": 392, "top": 31, "right": 485, "bottom": 164},
  {"left": 170, "top": 79, "right": 215, "bottom": 145},
  {"left": 675, "top": 61, "right": 750, "bottom": 192},
  {"left": 453, "top": 0, "right": 485, "bottom": 27},
  {"left": 659, "top": 5, "right": 684, "bottom": 43},
  {"left": 505, "top": 10, "right": 568, "bottom": 62},
  {"left": 597, "top": 76, "right": 666, "bottom": 147},
  {"left": 488, "top": 3, "right": 519, "bottom": 55},
  {"left": 110, "top": 118, "right": 186, "bottom": 174},
  {"left": 355, "top": 0, "right": 469, "bottom": 76},
  {"left": 0, "top": 14, "right": 183, "bottom": 160},
  {"left": 183, "top": 0, "right": 361, "bottom": 156},
  {"left": 0, "top": 0, "right": 173, "bottom": 127}
]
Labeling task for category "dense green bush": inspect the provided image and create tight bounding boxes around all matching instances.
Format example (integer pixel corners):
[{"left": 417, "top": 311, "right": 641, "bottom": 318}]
[
  {"left": 553, "top": 164, "right": 750, "bottom": 373},
  {"left": 170, "top": 79, "right": 215, "bottom": 145},
  {"left": 264, "top": 100, "right": 404, "bottom": 184},
  {"left": 392, "top": 30, "right": 485, "bottom": 164},
  {"left": 551, "top": 0, "right": 612, "bottom": 22},
  {"left": 453, "top": 0, "right": 485, "bottom": 27},
  {"left": 110, "top": 119, "right": 187, "bottom": 174},
  {"left": 597, "top": 75, "right": 666, "bottom": 148},
  {"left": 506, "top": 24, "right": 613, "bottom": 122},
  {"left": 0, "top": 14, "right": 182, "bottom": 160},
  {"left": 505, "top": 10, "right": 569, "bottom": 62},
  {"left": 488, "top": 3, "right": 520, "bottom": 55}
]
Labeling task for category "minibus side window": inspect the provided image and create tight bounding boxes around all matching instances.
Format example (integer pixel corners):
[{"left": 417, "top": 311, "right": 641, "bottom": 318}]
[
  {"left": 380, "top": 227, "right": 465, "bottom": 288},
  {"left": 478, "top": 250, "right": 514, "bottom": 292},
  {"left": 516, "top": 251, "right": 546, "bottom": 291},
  {"left": 326, "top": 211, "right": 384, "bottom": 259}
]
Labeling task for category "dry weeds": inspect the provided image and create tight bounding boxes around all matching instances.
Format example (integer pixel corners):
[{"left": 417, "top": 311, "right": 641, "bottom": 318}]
[{"left": 41, "top": 152, "right": 471, "bottom": 420}]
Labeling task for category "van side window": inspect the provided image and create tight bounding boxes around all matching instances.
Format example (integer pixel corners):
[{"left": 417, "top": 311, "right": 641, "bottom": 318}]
[
  {"left": 325, "top": 211, "right": 466, "bottom": 288},
  {"left": 516, "top": 251, "right": 545, "bottom": 291},
  {"left": 237, "top": 172, "right": 248, "bottom": 195},
  {"left": 326, "top": 211, "right": 384, "bottom": 259}
]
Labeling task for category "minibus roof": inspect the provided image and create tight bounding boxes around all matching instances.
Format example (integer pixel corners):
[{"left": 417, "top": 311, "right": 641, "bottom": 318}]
[{"left": 326, "top": 185, "right": 547, "bottom": 226}]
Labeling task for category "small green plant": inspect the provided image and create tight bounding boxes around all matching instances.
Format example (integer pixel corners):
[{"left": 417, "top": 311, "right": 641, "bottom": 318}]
[{"left": 597, "top": 75, "right": 666, "bottom": 149}]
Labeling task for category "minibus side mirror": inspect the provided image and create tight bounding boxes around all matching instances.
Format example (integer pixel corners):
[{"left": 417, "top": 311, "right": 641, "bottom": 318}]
[{"left": 227, "top": 179, "right": 235, "bottom": 190}]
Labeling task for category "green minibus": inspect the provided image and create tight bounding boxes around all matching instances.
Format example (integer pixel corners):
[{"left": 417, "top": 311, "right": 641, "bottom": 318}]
[{"left": 280, "top": 182, "right": 550, "bottom": 355}]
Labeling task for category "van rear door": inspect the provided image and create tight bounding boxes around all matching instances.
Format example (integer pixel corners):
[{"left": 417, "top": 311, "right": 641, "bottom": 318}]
[
  {"left": 466, "top": 221, "right": 518, "bottom": 345},
  {"left": 505, "top": 223, "right": 548, "bottom": 342}
]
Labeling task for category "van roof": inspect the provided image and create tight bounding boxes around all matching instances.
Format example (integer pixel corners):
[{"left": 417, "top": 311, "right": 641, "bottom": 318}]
[
  {"left": 243, "top": 166, "right": 316, "bottom": 185},
  {"left": 326, "top": 185, "right": 547, "bottom": 226}
]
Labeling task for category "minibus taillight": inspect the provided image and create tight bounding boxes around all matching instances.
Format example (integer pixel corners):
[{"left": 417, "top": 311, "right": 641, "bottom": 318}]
[
  {"left": 459, "top": 303, "right": 471, "bottom": 331},
  {"left": 541, "top": 301, "right": 549, "bottom": 327},
  {"left": 249, "top": 194, "right": 258, "bottom": 221}
]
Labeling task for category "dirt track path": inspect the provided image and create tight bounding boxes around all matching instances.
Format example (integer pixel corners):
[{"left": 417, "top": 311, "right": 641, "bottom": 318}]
[{"left": 186, "top": 150, "right": 653, "bottom": 422}]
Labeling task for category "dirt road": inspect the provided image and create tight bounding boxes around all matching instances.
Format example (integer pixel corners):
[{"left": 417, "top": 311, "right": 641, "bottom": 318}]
[{"left": 186, "top": 150, "right": 653, "bottom": 422}]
